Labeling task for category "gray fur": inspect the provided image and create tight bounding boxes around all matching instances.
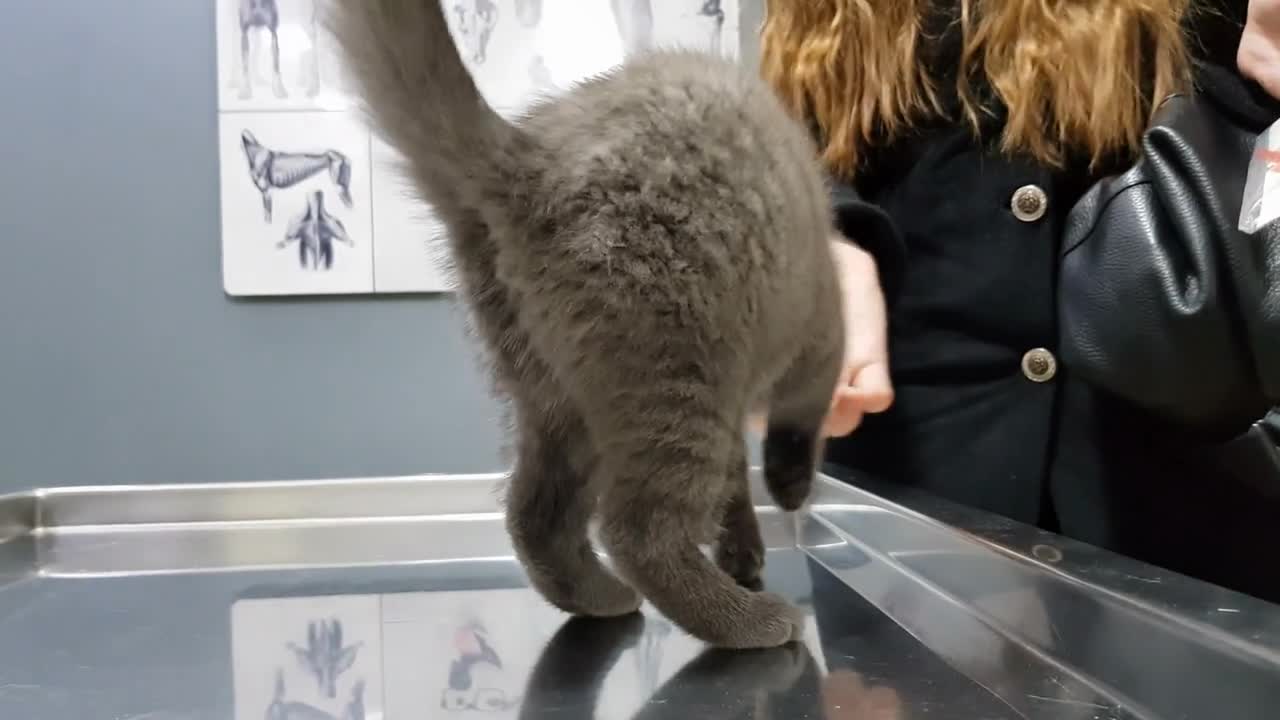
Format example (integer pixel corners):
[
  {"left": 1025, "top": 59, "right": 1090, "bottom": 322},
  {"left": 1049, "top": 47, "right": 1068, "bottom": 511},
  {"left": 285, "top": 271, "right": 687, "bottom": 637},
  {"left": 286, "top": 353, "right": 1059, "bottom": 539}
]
[{"left": 328, "top": 0, "right": 843, "bottom": 649}]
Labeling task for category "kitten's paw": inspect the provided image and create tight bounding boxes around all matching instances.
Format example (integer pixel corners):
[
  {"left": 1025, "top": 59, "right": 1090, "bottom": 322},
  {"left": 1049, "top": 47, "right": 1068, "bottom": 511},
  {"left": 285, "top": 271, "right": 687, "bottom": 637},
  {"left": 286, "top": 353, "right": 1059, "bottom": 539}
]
[
  {"left": 537, "top": 569, "right": 642, "bottom": 619},
  {"left": 716, "top": 530, "right": 765, "bottom": 591},
  {"left": 573, "top": 577, "right": 644, "bottom": 618},
  {"left": 707, "top": 593, "right": 806, "bottom": 649}
]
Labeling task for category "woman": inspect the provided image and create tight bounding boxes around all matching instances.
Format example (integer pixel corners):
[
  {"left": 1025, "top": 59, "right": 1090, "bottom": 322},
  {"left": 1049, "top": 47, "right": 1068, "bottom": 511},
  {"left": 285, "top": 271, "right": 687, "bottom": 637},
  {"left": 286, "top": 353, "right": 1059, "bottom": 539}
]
[{"left": 760, "top": 0, "right": 1280, "bottom": 602}]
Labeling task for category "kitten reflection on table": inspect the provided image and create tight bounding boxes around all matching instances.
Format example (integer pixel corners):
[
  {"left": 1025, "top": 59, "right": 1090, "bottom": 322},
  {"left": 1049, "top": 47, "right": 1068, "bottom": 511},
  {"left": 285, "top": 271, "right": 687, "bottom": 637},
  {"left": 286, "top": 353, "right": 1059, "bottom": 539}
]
[{"left": 517, "top": 615, "right": 815, "bottom": 719}]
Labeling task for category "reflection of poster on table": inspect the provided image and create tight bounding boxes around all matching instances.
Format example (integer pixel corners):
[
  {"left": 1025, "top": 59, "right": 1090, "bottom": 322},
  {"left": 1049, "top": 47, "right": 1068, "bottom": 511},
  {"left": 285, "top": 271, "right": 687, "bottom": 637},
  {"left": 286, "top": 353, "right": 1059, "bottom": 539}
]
[
  {"left": 231, "top": 583, "right": 815, "bottom": 719},
  {"left": 215, "top": 0, "right": 740, "bottom": 296},
  {"left": 381, "top": 589, "right": 566, "bottom": 717},
  {"left": 231, "top": 594, "right": 385, "bottom": 720},
  {"left": 380, "top": 588, "right": 734, "bottom": 720}
]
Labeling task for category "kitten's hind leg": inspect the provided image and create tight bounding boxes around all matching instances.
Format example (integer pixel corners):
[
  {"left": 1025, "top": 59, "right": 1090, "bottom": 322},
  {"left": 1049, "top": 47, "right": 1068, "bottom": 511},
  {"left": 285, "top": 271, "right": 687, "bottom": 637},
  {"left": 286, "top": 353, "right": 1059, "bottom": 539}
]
[
  {"left": 715, "top": 440, "right": 765, "bottom": 591},
  {"left": 505, "top": 224, "right": 804, "bottom": 647},
  {"left": 505, "top": 407, "right": 642, "bottom": 619},
  {"left": 596, "top": 410, "right": 804, "bottom": 649}
]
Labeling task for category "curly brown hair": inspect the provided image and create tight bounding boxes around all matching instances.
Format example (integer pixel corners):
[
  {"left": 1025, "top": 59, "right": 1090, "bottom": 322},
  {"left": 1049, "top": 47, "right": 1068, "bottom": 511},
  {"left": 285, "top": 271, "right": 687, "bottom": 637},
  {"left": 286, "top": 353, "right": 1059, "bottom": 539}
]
[{"left": 760, "top": 0, "right": 1194, "bottom": 178}]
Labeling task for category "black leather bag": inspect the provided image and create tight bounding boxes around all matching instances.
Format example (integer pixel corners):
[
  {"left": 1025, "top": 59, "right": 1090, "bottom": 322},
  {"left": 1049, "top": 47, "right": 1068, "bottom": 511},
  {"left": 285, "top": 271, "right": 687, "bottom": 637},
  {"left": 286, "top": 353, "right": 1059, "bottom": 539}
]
[{"left": 1059, "top": 63, "right": 1280, "bottom": 482}]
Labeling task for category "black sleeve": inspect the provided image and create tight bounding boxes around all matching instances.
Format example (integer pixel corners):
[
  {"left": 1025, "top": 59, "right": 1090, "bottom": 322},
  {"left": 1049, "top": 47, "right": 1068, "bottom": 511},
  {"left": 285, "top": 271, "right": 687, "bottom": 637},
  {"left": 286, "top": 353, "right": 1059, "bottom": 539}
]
[
  {"left": 829, "top": 177, "right": 907, "bottom": 305},
  {"left": 1058, "top": 63, "right": 1280, "bottom": 431}
]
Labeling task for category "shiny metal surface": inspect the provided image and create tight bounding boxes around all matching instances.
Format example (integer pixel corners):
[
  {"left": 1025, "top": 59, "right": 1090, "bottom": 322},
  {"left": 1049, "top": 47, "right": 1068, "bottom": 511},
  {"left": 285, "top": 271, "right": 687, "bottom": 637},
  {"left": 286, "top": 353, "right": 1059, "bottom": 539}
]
[{"left": 0, "top": 471, "right": 1277, "bottom": 719}]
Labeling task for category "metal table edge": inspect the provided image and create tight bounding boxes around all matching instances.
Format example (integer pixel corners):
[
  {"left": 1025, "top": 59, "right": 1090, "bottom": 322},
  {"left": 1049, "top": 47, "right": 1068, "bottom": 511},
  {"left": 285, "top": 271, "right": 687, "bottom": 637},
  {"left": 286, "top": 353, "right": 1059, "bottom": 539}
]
[{"left": 2, "top": 470, "right": 1278, "bottom": 661}]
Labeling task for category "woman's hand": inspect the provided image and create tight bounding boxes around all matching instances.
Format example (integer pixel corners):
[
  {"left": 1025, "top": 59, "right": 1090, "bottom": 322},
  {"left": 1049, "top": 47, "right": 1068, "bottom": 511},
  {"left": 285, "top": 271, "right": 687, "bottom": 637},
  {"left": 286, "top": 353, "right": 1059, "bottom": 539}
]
[
  {"left": 745, "top": 238, "right": 893, "bottom": 438},
  {"left": 1239, "top": 0, "right": 1280, "bottom": 99},
  {"left": 823, "top": 238, "right": 893, "bottom": 437}
]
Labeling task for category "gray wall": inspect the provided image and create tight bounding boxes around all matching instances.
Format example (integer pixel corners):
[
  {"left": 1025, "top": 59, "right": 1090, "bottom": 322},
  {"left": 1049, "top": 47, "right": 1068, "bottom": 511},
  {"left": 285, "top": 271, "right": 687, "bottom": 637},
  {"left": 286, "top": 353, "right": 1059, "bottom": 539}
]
[
  {"left": 0, "top": 1, "right": 505, "bottom": 494},
  {"left": 0, "top": 1, "right": 767, "bottom": 496}
]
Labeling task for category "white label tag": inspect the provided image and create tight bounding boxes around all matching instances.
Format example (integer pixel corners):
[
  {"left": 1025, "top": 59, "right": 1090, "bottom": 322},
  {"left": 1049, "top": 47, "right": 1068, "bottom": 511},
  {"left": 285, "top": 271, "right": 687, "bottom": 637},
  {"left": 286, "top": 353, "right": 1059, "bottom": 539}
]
[{"left": 1239, "top": 117, "right": 1280, "bottom": 233}]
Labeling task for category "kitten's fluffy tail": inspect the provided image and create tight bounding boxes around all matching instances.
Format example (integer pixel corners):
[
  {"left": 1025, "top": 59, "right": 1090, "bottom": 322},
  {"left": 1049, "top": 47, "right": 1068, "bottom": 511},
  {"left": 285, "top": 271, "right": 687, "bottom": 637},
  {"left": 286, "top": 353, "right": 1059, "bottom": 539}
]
[{"left": 327, "top": 0, "right": 522, "bottom": 211}]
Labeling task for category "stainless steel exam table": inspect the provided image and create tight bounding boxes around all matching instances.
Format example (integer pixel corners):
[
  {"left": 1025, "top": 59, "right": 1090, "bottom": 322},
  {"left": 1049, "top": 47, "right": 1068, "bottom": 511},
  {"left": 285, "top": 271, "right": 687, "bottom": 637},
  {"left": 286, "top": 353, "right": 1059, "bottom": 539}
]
[{"left": 0, "top": 469, "right": 1277, "bottom": 719}]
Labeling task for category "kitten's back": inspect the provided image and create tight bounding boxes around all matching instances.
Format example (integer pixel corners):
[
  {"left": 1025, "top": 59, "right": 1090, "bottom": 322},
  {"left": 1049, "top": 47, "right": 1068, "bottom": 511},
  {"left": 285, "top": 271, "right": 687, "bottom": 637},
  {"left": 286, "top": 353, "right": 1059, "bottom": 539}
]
[
  {"left": 528, "top": 50, "right": 823, "bottom": 208},
  {"left": 511, "top": 51, "right": 834, "bottom": 357}
]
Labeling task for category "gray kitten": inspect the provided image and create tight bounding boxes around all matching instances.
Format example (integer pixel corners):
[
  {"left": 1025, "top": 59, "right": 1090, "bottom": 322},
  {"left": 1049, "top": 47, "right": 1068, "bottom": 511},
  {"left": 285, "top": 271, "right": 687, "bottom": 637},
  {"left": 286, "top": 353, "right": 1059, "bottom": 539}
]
[{"left": 329, "top": 0, "right": 844, "bottom": 648}]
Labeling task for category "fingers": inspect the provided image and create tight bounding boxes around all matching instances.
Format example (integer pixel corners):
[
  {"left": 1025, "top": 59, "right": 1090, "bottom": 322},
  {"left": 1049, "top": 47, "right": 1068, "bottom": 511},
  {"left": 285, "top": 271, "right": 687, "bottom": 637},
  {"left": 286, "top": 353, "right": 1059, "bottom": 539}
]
[
  {"left": 1239, "top": 12, "right": 1280, "bottom": 101},
  {"left": 847, "top": 363, "right": 894, "bottom": 412},
  {"left": 822, "top": 401, "right": 863, "bottom": 437},
  {"left": 821, "top": 362, "right": 893, "bottom": 438},
  {"left": 832, "top": 363, "right": 894, "bottom": 415}
]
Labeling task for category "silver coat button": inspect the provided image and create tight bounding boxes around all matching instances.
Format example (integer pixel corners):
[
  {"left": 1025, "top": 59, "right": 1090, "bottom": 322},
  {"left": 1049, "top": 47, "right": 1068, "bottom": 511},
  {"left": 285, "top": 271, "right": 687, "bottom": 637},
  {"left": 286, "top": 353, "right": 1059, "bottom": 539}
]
[
  {"left": 1021, "top": 348, "right": 1057, "bottom": 382},
  {"left": 1011, "top": 184, "right": 1048, "bottom": 222}
]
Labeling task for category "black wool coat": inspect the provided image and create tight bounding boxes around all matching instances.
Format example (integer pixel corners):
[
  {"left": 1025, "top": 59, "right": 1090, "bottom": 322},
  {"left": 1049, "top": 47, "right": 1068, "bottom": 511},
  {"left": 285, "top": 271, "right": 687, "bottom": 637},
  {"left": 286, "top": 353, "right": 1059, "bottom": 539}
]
[{"left": 822, "top": 2, "right": 1280, "bottom": 603}]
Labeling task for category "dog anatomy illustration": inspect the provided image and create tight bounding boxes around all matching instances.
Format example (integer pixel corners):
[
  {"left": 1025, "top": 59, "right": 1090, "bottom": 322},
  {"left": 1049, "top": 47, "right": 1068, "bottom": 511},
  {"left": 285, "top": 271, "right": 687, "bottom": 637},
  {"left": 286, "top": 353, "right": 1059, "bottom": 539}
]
[
  {"left": 240, "top": 130, "right": 353, "bottom": 222},
  {"left": 280, "top": 192, "right": 354, "bottom": 269},
  {"left": 236, "top": 0, "right": 288, "bottom": 99},
  {"left": 452, "top": 0, "right": 499, "bottom": 65},
  {"left": 514, "top": 0, "right": 541, "bottom": 27},
  {"left": 440, "top": 620, "right": 518, "bottom": 712},
  {"left": 286, "top": 619, "right": 361, "bottom": 698},
  {"left": 698, "top": 0, "right": 726, "bottom": 54},
  {"left": 699, "top": 0, "right": 725, "bottom": 24},
  {"left": 265, "top": 670, "right": 365, "bottom": 720}
]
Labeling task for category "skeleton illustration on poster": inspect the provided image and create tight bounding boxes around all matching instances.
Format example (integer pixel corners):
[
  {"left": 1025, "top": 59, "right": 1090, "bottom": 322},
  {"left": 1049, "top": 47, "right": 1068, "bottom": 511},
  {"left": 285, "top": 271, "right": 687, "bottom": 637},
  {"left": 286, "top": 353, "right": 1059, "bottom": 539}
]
[
  {"left": 219, "top": 0, "right": 352, "bottom": 111},
  {"left": 217, "top": 112, "right": 373, "bottom": 296},
  {"left": 611, "top": 0, "right": 738, "bottom": 57},
  {"left": 215, "top": 0, "right": 740, "bottom": 296},
  {"left": 452, "top": 0, "right": 501, "bottom": 65}
]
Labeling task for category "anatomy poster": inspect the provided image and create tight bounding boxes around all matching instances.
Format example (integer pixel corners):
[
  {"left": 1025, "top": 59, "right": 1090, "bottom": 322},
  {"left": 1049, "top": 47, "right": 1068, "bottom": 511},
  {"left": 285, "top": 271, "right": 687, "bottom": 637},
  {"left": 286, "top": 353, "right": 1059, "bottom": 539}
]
[
  {"left": 218, "top": 112, "right": 374, "bottom": 296},
  {"left": 215, "top": 0, "right": 740, "bottom": 296},
  {"left": 216, "top": 0, "right": 355, "bottom": 113}
]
